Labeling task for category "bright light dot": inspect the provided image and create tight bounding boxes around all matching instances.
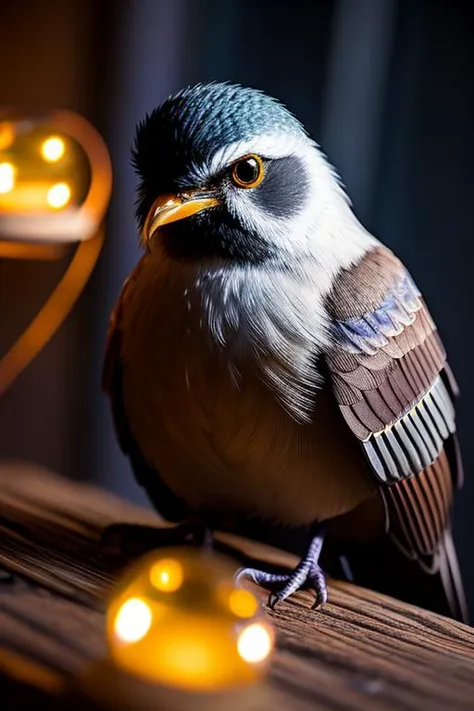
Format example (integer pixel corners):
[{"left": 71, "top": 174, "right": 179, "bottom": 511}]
[
  {"left": 114, "top": 598, "right": 152, "bottom": 643},
  {"left": 41, "top": 136, "right": 65, "bottom": 162},
  {"left": 237, "top": 623, "right": 273, "bottom": 664},
  {"left": 47, "top": 182, "right": 71, "bottom": 209},
  {"left": 228, "top": 589, "right": 258, "bottom": 619},
  {"left": 150, "top": 558, "right": 184, "bottom": 592},
  {"left": 0, "top": 162, "right": 15, "bottom": 194}
]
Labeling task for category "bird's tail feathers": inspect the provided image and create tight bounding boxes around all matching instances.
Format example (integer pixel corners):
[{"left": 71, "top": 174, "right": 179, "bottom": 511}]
[{"left": 323, "top": 527, "right": 468, "bottom": 624}]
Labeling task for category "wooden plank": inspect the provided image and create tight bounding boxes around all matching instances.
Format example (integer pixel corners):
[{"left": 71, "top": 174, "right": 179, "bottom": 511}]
[{"left": 1, "top": 462, "right": 474, "bottom": 711}]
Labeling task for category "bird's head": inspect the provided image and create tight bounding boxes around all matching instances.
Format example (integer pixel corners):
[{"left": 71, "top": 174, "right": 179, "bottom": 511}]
[{"left": 133, "top": 82, "right": 348, "bottom": 266}]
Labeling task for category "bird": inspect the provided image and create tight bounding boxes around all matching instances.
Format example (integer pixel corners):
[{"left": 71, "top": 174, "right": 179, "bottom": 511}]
[{"left": 103, "top": 81, "right": 468, "bottom": 622}]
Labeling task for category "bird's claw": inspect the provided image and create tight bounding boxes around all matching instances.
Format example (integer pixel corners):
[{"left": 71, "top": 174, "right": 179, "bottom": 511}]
[
  {"left": 268, "top": 592, "right": 279, "bottom": 610},
  {"left": 268, "top": 563, "right": 327, "bottom": 610},
  {"left": 236, "top": 561, "right": 327, "bottom": 611},
  {"left": 236, "top": 530, "right": 327, "bottom": 609}
]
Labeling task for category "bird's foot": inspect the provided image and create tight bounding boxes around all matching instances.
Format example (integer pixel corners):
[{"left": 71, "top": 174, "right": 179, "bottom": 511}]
[
  {"left": 235, "top": 531, "right": 327, "bottom": 610},
  {"left": 101, "top": 520, "right": 213, "bottom": 557}
]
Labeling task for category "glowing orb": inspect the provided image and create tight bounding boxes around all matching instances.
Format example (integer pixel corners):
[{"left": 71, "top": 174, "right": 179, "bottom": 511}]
[
  {"left": 0, "top": 110, "right": 112, "bottom": 243},
  {"left": 113, "top": 598, "right": 152, "bottom": 643},
  {"left": 237, "top": 623, "right": 273, "bottom": 664},
  {"left": 0, "top": 163, "right": 15, "bottom": 194},
  {"left": 47, "top": 182, "right": 71, "bottom": 209},
  {"left": 106, "top": 547, "right": 275, "bottom": 691},
  {"left": 150, "top": 558, "right": 184, "bottom": 593},
  {"left": 228, "top": 588, "right": 259, "bottom": 619},
  {"left": 41, "top": 136, "right": 65, "bottom": 162}
]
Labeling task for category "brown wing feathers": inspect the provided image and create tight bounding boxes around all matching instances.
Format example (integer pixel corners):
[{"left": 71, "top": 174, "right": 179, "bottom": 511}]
[
  {"left": 326, "top": 248, "right": 454, "bottom": 483},
  {"left": 326, "top": 247, "right": 461, "bottom": 565},
  {"left": 385, "top": 451, "right": 453, "bottom": 566}
]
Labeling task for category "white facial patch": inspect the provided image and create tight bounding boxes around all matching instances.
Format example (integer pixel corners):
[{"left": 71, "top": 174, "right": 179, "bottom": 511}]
[
  {"left": 207, "top": 131, "right": 311, "bottom": 172},
  {"left": 196, "top": 131, "right": 374, "bottom": 274},
  {"left": 173, "top": 128, "right": 377, "bottom": 304}
]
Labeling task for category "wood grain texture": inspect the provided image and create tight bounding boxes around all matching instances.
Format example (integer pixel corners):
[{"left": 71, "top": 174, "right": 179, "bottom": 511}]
[{"left": 1, "top": 462, "right": 474, "bottom": 711}]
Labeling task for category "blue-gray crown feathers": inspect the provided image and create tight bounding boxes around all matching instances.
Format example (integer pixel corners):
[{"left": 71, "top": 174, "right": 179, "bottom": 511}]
[{"left": 132, "top": 82, "right": 306, "bottom": 182}]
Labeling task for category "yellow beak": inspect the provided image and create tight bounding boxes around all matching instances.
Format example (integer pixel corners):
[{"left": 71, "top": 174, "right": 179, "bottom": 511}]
[{"left": 143, "top": 192, "right": 219, "bottom": 245}]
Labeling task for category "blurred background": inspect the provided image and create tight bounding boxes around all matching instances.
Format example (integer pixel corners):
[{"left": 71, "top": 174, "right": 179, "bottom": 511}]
[{"left": 0, "top": 0, "right": 473, "bottom": 605}]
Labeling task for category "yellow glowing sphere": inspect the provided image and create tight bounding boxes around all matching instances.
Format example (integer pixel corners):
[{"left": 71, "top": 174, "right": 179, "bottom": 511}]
[
  {"left": 150, "top": 558, "right": 184, "bottom": 592},
  {"left": 106, "top": 547, "right": 274, "bottom": 691},
  {"left": 41, "top": 136, "right": 66, "bottom": 162},
  {"left": 237, "top": 623, "right": 273, "bottom": 664},
  {"left": 228, "top": 588, "right": 259, "bottom": 618},
  {"left": 114, "top": 597, "right": 153, "bottom": 643},
  {"left": 47, "top": 182, "right": 71, "bottom": 209},
  {"left": 0, "top": 162, "right": 15, "bottom": 194}
]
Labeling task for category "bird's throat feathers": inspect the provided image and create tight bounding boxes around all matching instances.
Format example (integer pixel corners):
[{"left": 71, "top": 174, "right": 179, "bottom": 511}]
[
  {"left": 197, "top": 261, "right": 331, "bottom": 420},
  {"left": 131, "top": 252, "right": 333, "bottom": 423}
]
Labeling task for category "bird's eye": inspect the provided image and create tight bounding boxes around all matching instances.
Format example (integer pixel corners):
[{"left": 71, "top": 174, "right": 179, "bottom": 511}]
[{"left": 231, "top": 154, "right": 264, "bottom": 189}]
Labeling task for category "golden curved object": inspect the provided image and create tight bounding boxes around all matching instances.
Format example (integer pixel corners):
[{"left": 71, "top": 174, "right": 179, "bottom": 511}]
[
  {"left": 0, "top": 110, "right": 112, "bottom": 243},
  {"left": 0, "top": 109, "right": 112, "bottom": 394},
  {"left": 0, "top": 224, "right": 105, "bottom": 395},
  {"left": 0, "top": 241, "right": 66, "bottom": 259}
]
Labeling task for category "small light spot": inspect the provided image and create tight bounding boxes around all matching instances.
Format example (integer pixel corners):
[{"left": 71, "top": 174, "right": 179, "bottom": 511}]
[
  {"left": 0, "top": 162, "right": 15, "bottom": 194},
  {"left": 150, "top": 558, "right": 184, "bottom": 592},
  {"left": 228, "top": 589, "right": 258, "bottom": 618},
  {"left": 41, "top": 136, "right": 65, "bottom": 163},
  {"left": 47, "top": 182, "right": 70, "bottom": 209},
  {"left": 114, "top": 598, "right": 152, "bottom": 643},
  {"left": 237, "top": 623, "right": 273, "bottom": 663}
]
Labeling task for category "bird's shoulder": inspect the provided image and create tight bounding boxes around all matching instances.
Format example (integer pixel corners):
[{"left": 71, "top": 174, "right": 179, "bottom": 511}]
[{"left": 324, "top": 244, "right": 459, "bottom": 485}]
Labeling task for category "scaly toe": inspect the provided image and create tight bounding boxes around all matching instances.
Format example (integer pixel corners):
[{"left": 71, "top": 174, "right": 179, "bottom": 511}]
[
  {"left": 235, "top": 567, "right": 289, "bottom": 588},
  {"left": 268, "top": 591, "right": 282, "bottom": 610},
  {"left": 236, "top": 562, "right": 327, "bottom": 610},
  {"left": 308, "top": 565, "right": 328, "bottom": 609},
  {"left": 235, "top": 530, "right": 327, "bottom": 610}
]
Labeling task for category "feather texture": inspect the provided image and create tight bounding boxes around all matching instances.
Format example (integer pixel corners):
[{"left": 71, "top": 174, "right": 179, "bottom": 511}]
[
  {"left": 103, "top": 255, "right": 192, "bottom": 523},
  {"left": 325, "top": 246, "right": 466, "bottom": 620},
  {"left": 326, "top": 248, "right": 451, "bottom": 478},
  {"left": 103, "top": 251, "right": 376, "bottom": 527}
]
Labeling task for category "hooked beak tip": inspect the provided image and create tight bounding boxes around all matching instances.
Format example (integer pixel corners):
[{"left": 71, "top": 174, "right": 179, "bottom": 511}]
[{"left": 143, "top": 193, "right": 219, "bottom": 245}]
